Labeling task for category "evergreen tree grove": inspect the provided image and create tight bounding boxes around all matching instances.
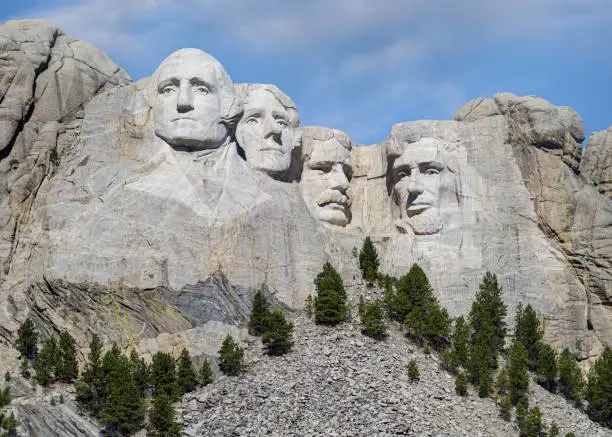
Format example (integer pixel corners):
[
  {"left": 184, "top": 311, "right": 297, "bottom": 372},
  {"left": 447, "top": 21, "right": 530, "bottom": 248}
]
[
  {"left": 199, "top": 359, "right": 213, "bottom": 386},
  {"left": 151, "top": 352, "right": 179, "bottom": 400},
  {"left": 515, "top": 303, "right": 543, "bottom": 368},
  {"left": 451, "top": 316, "right": 470, "bottom": 369},
  {"left": 16, "top": 318, "right": 38, "bottom": 360},
  {"left": 314, "top": 262, "right": 347, "bottom": 325},
  {"left": 469, "top": 271, "right": 507, "bottom": 354},
  {"left": 218, "top": 335, "right": 245, "bottom": 376},
  {"left": 249, "top": 290, "right": 271, "bottom": 336},
  {"left": 76, "top": 334, "right": 105, "bottom": 417},
  {"left": 359, "top": 299, "right": 388, "bottom": 339},
  {"left": 177, "top": 348, "right": 199, "bottom": 395},
  {"left": 586, "top": 346, "right": 612, "bottom": 428},
  {"left": 34, "top": 336, "right": 59, "bottom": 386},
  {"left": 358, "top": 236, "right": 380, "bottom": 284},
  {"left": 262, "top": 310, "right": 294, "bottom": 356},
  {"left": 507, "top": 340, "right": 530, "bottom": 406},
  {"left": 56, "top": 330, "right": 78, "bottom": 382},
  {"left": 558, "top": 348, "right": 584, "bottom": 404},
  {"left": 535, "top": 342, "right": 557, "bottom": 392},
  {"left": 147, "top": 393, "right": 181, "bottom": 437}
]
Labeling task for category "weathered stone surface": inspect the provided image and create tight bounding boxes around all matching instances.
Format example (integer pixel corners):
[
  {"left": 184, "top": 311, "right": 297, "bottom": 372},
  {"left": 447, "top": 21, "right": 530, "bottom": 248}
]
[{"left": 581, "top": 126, "right": 612, "bottom": 198}]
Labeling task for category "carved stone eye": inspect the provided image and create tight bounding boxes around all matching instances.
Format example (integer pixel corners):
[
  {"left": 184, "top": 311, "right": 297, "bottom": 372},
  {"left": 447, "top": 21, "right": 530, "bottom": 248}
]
[
  {"left": 161, "top": 86, "right": 176, "bottom": 95},
  {"left": 276, "top": 119, "right": 288, "bottom": 128},
  {"left": 194, "top": 86, "right": 209, "bottom": 94},
  {"left": 424, "top": 168, "right": 440, "bottom": 175},
  {"left": 246, "top": 117, "right": 259, "bottom": 125}
]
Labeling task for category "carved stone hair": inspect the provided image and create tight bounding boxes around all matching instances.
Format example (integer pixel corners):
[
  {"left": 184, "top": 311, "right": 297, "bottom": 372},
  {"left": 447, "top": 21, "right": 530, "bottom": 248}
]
[
  {"left": 144, "top": 48, "right": 242, "bottom": 129},
  {"left": 234, "top": 83, "right": 300, "bottom": 128},
  {"left": 300, "top": 126, "right": 352, "bottom": 163}
]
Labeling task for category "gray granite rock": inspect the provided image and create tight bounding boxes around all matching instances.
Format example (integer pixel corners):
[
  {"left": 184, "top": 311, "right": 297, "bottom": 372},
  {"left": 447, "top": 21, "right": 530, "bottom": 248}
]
[{"left": 581, "top": 126, "right": 612, "bottom": 199}]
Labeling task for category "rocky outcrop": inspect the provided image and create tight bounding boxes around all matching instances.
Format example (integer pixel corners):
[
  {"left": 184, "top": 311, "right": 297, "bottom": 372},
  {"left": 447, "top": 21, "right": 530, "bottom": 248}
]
[{"left": 581, "top": 127, "right": 612, "bottom": 199}]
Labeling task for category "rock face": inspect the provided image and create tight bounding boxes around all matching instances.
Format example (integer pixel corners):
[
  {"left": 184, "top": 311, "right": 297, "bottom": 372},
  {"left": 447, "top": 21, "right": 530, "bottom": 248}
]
[{"left": 0, "top": 19, "right": 610, "bottom": 379}]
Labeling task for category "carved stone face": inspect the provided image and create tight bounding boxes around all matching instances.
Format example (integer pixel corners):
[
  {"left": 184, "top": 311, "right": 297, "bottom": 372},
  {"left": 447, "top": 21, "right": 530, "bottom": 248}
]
[
  {"left": 236, "top": 88, "right": 298, "bottom": 176},
  {"left": 151, "top": 49, "right": 231, "bottom": 150},
  {"left": 391, "top": 138, "right": 446, "bottom": 235},
  {"left": 301, "top": 136, "right": 352, "bottom": 227}
]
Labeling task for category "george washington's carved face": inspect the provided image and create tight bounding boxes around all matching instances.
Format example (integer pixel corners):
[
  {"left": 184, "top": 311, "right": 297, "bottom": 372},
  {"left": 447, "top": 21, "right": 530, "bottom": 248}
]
[{"left": 151, "top": 49, "right": 235, "bottom": 150}]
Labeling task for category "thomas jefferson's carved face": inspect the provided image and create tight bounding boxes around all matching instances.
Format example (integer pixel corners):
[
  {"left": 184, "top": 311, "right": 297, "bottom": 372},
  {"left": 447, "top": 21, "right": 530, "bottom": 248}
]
[
  {"left": 301, "top": 137, "right": 352, "bottom": 227},
  {"left": 391, "top": 138, "right": 446, "bottom": 234},
  {"left": 236, "top": 88, "right": 298, "bottom": 175},
  {"left": 152, "top": 49, "right": 229, "bottom": 150}
]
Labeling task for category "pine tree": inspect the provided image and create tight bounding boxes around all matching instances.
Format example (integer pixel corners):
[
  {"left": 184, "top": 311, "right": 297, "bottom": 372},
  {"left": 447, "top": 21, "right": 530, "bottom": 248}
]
[
  {"left": 467, "top": 322, "right": 498, "bottom": 385},
  {"left": 129, "top": 349, "right": 150, "bottom": 397},
  {"left": 515, "top": 303, "right": 543, "bottom": 368},
  {"left": 507, "top": 340, "right": 530, "bottom": 406},
  {"left": 16, "top": 318, "right": 38, "bottom": 360},
  {"left": 558, "top": 348, "right": 584, "bottom": 404},
  {"left": 499, "top": 395, "right": 513, "bottom": 421},
  {"left": 262, "top": 310, "right": 294, "bottom": 356},
  {"left": 407, "top": 359, "right": 420, "bottom": 382},
  {"left": 469, "top": 271, "right": 507, "bottom": 354},
  {"left": 452, "top": 316, "right": 470, "bottom": 369},
  {"left": 20, "top": 356, "right": 30, "bottom": 378},
  {"left": 520, "top": 406, "right": 547, "bottom": 437},
  {"left": 495, "top": 368, "right": 508, "bottom": 396},
  {"left": 199, "top": 359, "right": 213, "bottom": 386},
  {"left": 535, "top": 342, "right": 557, "bottom": 392},
  {"left": 478, "top": 367, "right": 493, "bottom": 398},
  {"left": 218, "top": 335, "right": 245, "bottom": 376},
  {"left": 586, "top": 346, "right": 612, "bottom": 428},
  {"left": 1, "top": 411, "right": 17, "bottom": 436},
  {"left": 549, "top": 423, "right": 560, "bottom": 437},
  {"left": 359, "top": 236, "right": 379, "bottom": 284},
  {"left": 99, "top": 351, "right": 145, "bottom": 435},
  {"left": 249, "top": 290, "right": 271, "bottom": 336},
  {"left": 148, "top": 394, "right": 181, "bottom": 437},
  {"left": 0, "top": 386, "right": 11, "bottom": 408},
  {"left": 515, "top": 396, "right": 529, "bottom": 432},
  {"left": 359, "top": 299, "right": 388, "bottom": 339},
  {"left": 177, "top": 348, "right": 198, "bottom": 395},
  {"left": 455, "top": 372, "right": 468, "bottom": 396},
  {"left": 304, "top": 295, "right": 314, "bottom": 318},
  {"left": 56, "top": 330, "right": 78, "bottom": 382},
  {"left": 314, "top": 263, "right": 347, "bottom": 325},
  {"left": 76, "top": 334, "right": 105, "bottom": 417},
  {"left": 34, "top": 336, "right": 59, "bottom": 386},
  {"left": 151, "top": 352, "right": 179, "bottom": 400}
]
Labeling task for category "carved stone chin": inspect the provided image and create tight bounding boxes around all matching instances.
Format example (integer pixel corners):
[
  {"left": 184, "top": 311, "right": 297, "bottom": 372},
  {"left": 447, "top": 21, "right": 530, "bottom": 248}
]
[
  {"left": 150, "top": 48, "right": 240, "bottom": 151},
  {"left": 300, "top": 127, "right": 352, "bottom": 227}
]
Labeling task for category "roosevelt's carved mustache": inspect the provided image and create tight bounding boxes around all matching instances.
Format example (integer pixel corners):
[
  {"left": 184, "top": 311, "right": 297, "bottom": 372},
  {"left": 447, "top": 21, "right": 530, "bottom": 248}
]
[{"left": 316, "top": 190, "right": 351, "bottom": 208}]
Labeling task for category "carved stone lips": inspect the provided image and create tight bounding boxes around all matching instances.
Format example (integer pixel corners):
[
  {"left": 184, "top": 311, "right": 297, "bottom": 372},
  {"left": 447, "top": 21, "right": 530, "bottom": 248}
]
[{"left": 406, "top": 202, "right": 432, "bottom": 216}]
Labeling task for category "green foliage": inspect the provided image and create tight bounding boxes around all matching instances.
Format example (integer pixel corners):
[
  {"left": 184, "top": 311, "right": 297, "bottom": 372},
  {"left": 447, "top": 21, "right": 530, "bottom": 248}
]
[
  {"left": 478, "top": 367, "right": 493, "bottom": 398},
  {"left": 20, "top": 356, "right": 30, "bottom": 378},
  {"left": 50, "top": 147, "right": 60, "bottom": 166},
  {"left": 455, "top": 372, "right": 468, "bottom": 396},
  {"left": 359, "top": 236, "right": 380, "bottom": 284},
  {"left": 565, "top": 433, "right": 575, "bottom": 437},
  {"left": 218, "top": 335, "right": 245, "bottom": 376},
  {"left": 56, "top": 330, "right": 78, "bottom": 382},
  {"left": 407, "top": 359, "right": 420, "bottom": 382},
  {"left": 519, "top": 406, "right": 547, "bottom": 437},
  {"left": 1, "top": 411, "right": 17, "bottom": 435},
  {"left": 359, "top": 299, "right": 388, "bottom": 340},
  {"left": 199, "top": 359, "right": 213, "bottom": 386},
  {"left": 515, "top": 396, "right": 529, "bottom": 432},
  {"left": 495, "top": 368, "right": 508, "bottom": 396},
  {"left": 467, "top": 323, "right": 498, "bottom": 386},
  {"left": 151, "top": 352, "right": 179, "bottom": 400},
  {"left": 249, "top": 290, "right": 271, "bottom": 336},
  {"left": 586, "top": 346, "right": 612, "bottom": 428},
  {"left": 549, "top": 423, "right": 560, "bottom": 437},
  {"left": 262, "top": 310, "right": 294, "bottom": 356},
  {"left": 129, "top": 349, "right": 149, "bottom": 397},
  {"left": 558, "top": 348, "right": 584, "bottom": 404},
  {"left": 0, "top": 387, "right": 10, "bottom": 408},
  {"left": 535, "top": 342, "right": 557, "bottom": 392},
  {"left": 76, "top": 334, "right": 105, "bottom": 417},
  {"left": 469, "top": 272, "right": 507, "bottom": 354},
  {"left": 16, "top": 318, "right": 38, "bottom": 360},
  {"left": 304, "top": 295, "right": 314, "bottom": 318},
  {"left": 507, "top": 340, "right": 530, "bottom": 406},
  {"left": 452, "top": 316, "right": 470, "bottom": 369},
  {"left": 99, "top": 351, "right": 145, "bottom": 435},
  {"left": 499, "top": 395, "right": 513, "bottom": 421},
  {"left": 440, "top": 349, "right": 459, "bottom": 374},
  {"left": 314, "top": 262, "right": 347, "bottom": 325},
  {"left": 515, "top": 303, "right": 543, "bottom": 368},
  {"left": 147, "top": 393, "right": 181, "bottom": 437},
  {"left": 34, "top": 336, "right": 59, "bottom": 386},
  {"left": 424, "top": 344, "right": 431, "bottom": 355},
  {"left": 177, "top": 348, "right": 198, "bottom": 395}
]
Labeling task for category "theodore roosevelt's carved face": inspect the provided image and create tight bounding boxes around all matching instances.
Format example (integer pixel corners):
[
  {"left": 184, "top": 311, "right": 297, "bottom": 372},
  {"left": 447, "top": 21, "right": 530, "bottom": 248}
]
[
  {"left": 151, "top": 49, "right": 236, "bottom": 150},
  {"left": 300, "top": 129, "right": 352, "bottom": 227},
  {"left": 236, "top": 86, "right": 299, "bottom": 176},
  {"left": 391, "top": 138, "right": 446, "bottom": 235}
]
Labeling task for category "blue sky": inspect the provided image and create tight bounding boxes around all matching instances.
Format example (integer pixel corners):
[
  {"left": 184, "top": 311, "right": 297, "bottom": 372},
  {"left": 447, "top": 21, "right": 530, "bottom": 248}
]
[{"left": 3, "top": 0, "right": 611, "bottom": 145}]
